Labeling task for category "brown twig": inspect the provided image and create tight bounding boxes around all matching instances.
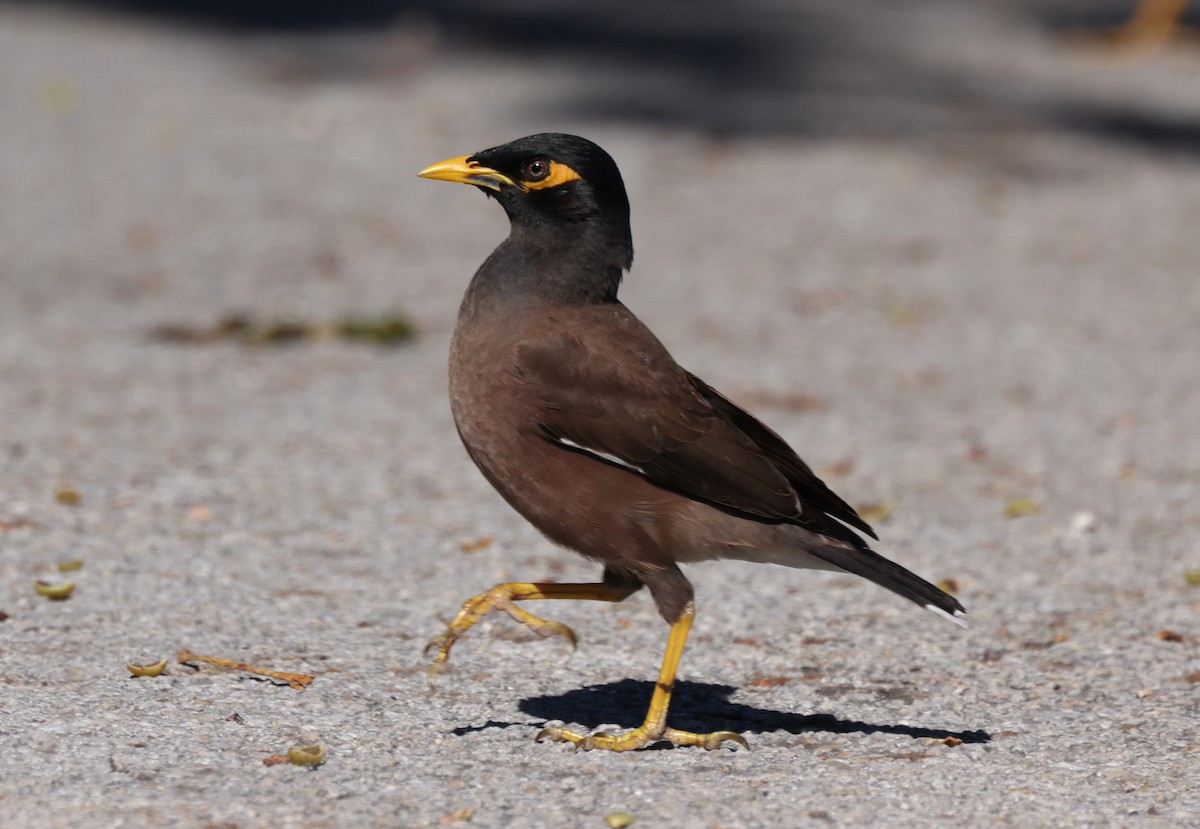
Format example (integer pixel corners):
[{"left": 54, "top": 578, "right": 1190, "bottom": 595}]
[{"left": 176, "top": 647, "right": 315, "bottom": 690}]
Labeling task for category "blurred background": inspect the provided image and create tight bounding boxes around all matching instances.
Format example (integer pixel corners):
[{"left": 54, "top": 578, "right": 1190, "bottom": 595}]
[
  {"left": 4, "top": 0, "right": 1199, "bottom": 308},
  {"left": 3, "top": 0, "right": 1199, "bottom": 318}
]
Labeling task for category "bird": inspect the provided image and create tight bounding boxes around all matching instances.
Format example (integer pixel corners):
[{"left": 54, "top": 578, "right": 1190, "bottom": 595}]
[{"left": 417, "top": 133, "right": 965, "bottom": 752}]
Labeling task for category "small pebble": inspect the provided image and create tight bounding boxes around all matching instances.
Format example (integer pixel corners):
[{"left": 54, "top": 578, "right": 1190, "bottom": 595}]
[{"left": 1069, "top": 510, "right": 1097, "bottom": 538}]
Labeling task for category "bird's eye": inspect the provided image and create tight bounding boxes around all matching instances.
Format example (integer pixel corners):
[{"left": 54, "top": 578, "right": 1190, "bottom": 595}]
[{"left": 523, "top": 158, "right": 550, "bottom": 181}]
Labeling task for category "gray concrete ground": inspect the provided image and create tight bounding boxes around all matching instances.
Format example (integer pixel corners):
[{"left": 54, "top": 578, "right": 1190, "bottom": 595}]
[{"left": 2, "top": 2, "right": 1199, "bottom": 827}]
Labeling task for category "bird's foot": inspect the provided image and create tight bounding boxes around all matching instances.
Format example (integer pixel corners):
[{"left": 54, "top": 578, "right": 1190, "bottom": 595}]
[
  {"left": 425, "top": 583, "right": 578, "bottom": 683},
  {"left": 536, "top": 723, "right": 748, "bottom": 752}
]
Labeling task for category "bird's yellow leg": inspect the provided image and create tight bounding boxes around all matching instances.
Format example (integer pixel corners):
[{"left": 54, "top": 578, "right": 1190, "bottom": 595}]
[
  {"left": 537, "top": 602, "right": 748, "bottom": 751},
  {"left": 425, "top": 582, "right": 631, "bottom": 679},
  {"left": 1108, "top": 0, "right": 1186, "bottom": 53}
]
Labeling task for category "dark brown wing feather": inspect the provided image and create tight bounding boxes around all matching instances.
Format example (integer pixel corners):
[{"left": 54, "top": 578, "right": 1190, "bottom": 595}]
[
  {"left": 687, "top": 374, "right": 877, "bottom": 540},
  {"left": 514, "top": 309, "right": 872, "bottom": 539}
]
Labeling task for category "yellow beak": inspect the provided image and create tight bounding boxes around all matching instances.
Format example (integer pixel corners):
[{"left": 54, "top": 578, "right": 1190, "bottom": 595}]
[{"left": 417, "top": 155, "right": 518, "bottom": 192}]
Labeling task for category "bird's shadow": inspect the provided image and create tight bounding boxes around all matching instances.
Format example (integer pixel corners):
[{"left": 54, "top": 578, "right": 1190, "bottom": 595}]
[{"left": 450, "top": 679, "right": 990, "bottom": 746}]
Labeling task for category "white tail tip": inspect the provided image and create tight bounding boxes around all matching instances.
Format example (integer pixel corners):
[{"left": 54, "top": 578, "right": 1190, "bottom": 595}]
[{"left": 925, "top": 604, "right": 968, "bottom": 628}]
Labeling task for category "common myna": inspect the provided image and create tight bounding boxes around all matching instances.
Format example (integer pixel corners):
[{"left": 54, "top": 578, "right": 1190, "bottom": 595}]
[{"left": 418, "top": 134, "right": 964, "bottom": 752}]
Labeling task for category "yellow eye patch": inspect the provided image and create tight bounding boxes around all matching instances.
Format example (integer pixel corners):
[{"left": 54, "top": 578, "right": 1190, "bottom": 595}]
[{"left": 524, "top": 161, "right": 583, "bottom": 190}]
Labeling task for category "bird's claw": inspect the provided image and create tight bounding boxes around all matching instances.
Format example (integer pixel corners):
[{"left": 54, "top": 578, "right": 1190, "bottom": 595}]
[
  {"left": 425, "top": 586, "right": 580, "bottom": 684},
  {"left": 423, "top": 629, "right": 456, "bottom": 661},
  {"left": 525, "top": 617, "right": 577, "bottom": 650},
  {"left": 535, "top": 724, "right": 748, "bottom": 752}
]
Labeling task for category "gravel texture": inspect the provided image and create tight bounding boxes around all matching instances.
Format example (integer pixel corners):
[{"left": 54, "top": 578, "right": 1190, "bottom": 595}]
[{"left": 2, "top": 2, "right": 1199, "bottom": 827}]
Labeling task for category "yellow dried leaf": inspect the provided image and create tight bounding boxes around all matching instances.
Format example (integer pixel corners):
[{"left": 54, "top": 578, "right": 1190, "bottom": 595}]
[
  {"left": 856, "top": 500, "right": 894, "bottom": 524},
  {"left": 57, "top": 558, "right": 84, "bottom": 572},
  {"left": 287, "top": 742, "right": 325, "bottom": 766},
  {"left": 35, "top": 580, "right": 75, "bottom": 600},
  {"left": 1004, "top": 497, "right": 1040, "bottom": 518},
  {"left": 54, "top": 486, "right": 81, "bottom": 506},
  {"left": 127, "top": 659, "right": 168, "bottom": 677},
  {"left": 936, "top": 578, "right": 960, "bottom": 594},
  {"left": 605, "top": 813, "right": 635, "bottom": 828},
  {"left": 459, "top": 535, "right": 494, "bottom": 553}
]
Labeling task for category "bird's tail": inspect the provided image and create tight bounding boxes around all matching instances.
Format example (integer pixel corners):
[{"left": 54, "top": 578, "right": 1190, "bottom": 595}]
[{"left": 812, "top": 543, "right": 967, "bottom": 626}]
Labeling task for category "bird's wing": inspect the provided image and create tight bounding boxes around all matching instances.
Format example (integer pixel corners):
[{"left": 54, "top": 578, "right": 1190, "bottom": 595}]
[
  {"left": 686, "top": 374, "right": 877, "bottom": 539},
  {"left": 514, "top": 316, "right": 873, "bottom": 538}
]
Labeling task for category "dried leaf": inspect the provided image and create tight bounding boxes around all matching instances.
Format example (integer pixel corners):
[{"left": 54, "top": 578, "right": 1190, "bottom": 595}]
[
  {"left": 750, "top": 674, "right": 789, "bottom": 687},
  {"left": 54, "top": 486, "right": 81, "bottom": 506},
  {"left": 824, "top": 457, "right": 857, "bottom": 478},
  {"left": 287, "top": 742, "right": 325, "bottom": 766},
  {"left": 1157, "top": 630, "right": 1184, "bottom": 643},
  {"left": 936, "top": 578, "right": 960, "bottom": 594},
  {"left": 57, "top": 558, "right": 84, "bottom": 572},
  {"left": 605, "top": 813, "right": 635, "bottom": 828},
  {"left": 127, "top": 659, "right": 169, "bottom": 678},
  {"left": 177, "top": 647, "right": 314, "bottom": 689},
  {"left": 186, "top": 505, "right": 213, "bottom": 523},
  {"left": 941, "top": 736, "right": 963, "bottom": 747},
  {"left": 856, "top": 500, "right": 894, "bottom": 524},
  {"left": 1004, "top": 497, "right": 1041, "bottom": 518},
  {"left": 35, "top": 580, "right": 75, "bottom": 600},
  {"left": 1184, "top": 571, "right": 1200, "bottom": 586},
  {"left": 459, "top": 535, "right": 494, "bottom": 553},
  {"left": 440, "top": 807, "right": 473, "bottom": 825}
]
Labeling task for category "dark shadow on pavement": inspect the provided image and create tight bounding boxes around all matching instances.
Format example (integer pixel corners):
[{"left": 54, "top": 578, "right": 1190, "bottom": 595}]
[
  {"left": 1047, "top": 103, "right": 1200, "bottom": 159},
  {"left": 476, "top": 679, "right": 994, "bottom": 744}
]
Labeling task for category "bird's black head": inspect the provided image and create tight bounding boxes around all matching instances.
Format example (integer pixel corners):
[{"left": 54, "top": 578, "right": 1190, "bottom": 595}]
[{"left": 419, "top": 133, "right": 634, "bottom": 276}]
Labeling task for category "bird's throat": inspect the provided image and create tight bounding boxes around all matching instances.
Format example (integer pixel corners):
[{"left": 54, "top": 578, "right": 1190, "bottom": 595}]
[{"left": 463, "top": 227, "right": 628, "bottom": 309}]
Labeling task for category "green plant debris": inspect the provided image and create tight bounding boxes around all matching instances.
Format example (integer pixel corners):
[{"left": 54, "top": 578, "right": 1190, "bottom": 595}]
[
  {"left": 150, "top": 311, "right": 416, "bottom": 348},
  {"left": 335, "top": 313, "right": 417, "bottom": 345}
]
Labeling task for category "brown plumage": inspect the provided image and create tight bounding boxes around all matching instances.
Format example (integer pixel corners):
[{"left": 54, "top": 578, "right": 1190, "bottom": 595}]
[{"left": 419, "top": 133, "right": 964, "bottom": 751}]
